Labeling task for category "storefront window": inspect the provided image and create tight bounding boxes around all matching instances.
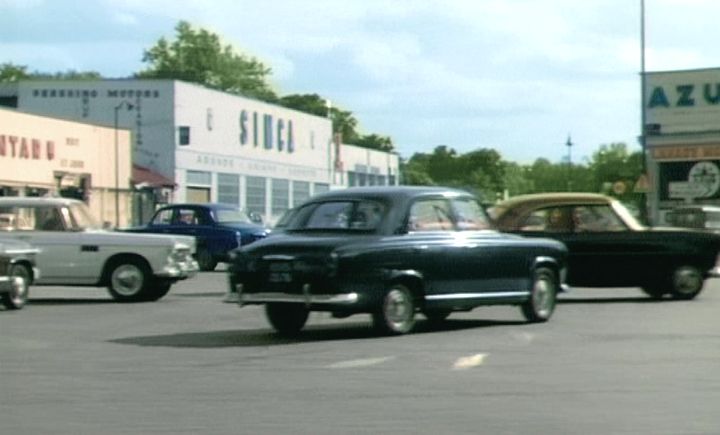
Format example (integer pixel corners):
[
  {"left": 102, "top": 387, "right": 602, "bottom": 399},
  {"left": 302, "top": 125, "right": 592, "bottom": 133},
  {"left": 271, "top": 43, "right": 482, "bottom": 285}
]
[
  {"left": 272, "top": 179, "right": 289, "bottom": 215},
  {"left": 186, "top": 170, "right": 211, "bottom": 185},
  {"left": 293, "top": 181, "right": 310, "bottom": 206},
  {"left": 246, "top": 176, "right": 266, "bottom": 216},
  {"left": 218, "top": 173, "right": 239, "bottom": 206},
  {"left": 313, "top": 183, "right": 330, "bottom": 195}
]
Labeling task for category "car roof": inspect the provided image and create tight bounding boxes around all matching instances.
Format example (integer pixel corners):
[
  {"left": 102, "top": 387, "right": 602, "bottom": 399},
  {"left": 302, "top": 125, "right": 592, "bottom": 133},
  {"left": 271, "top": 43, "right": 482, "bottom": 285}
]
[
  {"left": 308, "top": 186, "right": 476, "bottom": 202},
  {"left": 0, "top": 196, "right": 83, "bottom": 206},
  {"left": 158, "top": 203, "right": 239, "bottom": 210},
  {"left": 495, "top": 192, "right": 614, "bottom": 210}
]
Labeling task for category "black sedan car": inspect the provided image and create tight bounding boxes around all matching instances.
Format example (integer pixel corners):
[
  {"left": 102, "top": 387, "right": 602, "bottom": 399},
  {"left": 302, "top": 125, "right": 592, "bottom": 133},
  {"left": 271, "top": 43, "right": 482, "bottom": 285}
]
[
  {"left": 228, "top": 186, "right": 568, "bottom": 335},
  {"left": 491, "top": 193, "right": 720, "bottom": 300}
]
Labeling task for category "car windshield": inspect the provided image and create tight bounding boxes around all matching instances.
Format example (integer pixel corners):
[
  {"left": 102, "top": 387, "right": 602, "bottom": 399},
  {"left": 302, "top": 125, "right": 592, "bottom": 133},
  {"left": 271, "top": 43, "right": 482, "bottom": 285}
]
[
  {"left": 290, "top": 200, "right": 385, "bottom": 231},
  {"left": 610, "top": 200, "right": 645, "bottom": 230},
  {"left": 215, "top": 209, "right": 253, "bottom": 224},
  {"left": 68, "top": 202, "right": 101, "bottom": 230}
]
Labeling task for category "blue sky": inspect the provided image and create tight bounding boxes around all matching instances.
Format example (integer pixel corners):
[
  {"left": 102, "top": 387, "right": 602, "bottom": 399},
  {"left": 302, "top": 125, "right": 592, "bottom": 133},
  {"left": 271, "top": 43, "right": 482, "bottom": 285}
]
[{"left": 2, "top": 0, "right": 720, "bottom": 164}]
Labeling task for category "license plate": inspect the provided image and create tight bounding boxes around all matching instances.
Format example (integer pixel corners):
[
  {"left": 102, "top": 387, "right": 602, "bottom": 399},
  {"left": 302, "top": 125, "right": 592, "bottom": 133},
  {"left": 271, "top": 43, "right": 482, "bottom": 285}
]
[{"left": 268, "top": 261, "right": 293, "bottom": 283}]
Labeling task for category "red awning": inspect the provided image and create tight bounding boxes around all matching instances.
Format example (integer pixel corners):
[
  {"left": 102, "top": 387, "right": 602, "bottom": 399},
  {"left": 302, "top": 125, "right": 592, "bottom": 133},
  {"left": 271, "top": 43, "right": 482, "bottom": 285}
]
[{"left": 131, "top": 164, "right": 176, "bottom": 188}]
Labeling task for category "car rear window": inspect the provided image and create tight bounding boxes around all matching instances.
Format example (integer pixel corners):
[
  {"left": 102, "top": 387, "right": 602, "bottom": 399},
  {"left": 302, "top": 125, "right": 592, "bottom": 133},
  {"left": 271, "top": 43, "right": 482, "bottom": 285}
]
[
  {"left": 291, "top": 200, "right": 385, "bottom": 231},
  {"left": 215, "top": 209, "right": 253, "bottom": 224}
]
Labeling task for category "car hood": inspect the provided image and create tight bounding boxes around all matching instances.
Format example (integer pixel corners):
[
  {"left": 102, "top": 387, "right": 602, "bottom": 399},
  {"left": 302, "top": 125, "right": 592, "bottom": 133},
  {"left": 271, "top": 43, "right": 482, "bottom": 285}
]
[
  {"left": 217, "top": 222, "right": 269, "bottom": 235},
  {"left": 98, "top": 229, "right": 196, "bottom": 249},
  {"left": 0, "top": 237, "right": 38, "bottom": 255}
]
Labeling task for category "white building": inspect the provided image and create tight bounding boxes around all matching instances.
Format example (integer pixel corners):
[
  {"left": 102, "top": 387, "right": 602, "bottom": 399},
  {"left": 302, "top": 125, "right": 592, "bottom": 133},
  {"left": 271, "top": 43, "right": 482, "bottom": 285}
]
[
  {"left": 643, "top": 67, "right": 720, "bottom": 223},
  {"left": 0, "top": 107, "right": 133, "bottom": 227},
  {"left": 7, "top": 79, "right": 400, "bottom": 224}
]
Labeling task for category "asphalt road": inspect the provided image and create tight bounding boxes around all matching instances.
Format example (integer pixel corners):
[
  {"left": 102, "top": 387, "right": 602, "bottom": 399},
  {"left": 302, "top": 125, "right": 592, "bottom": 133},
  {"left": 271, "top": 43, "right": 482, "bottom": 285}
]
[{"left": 2, "top": 270, "right": 720, "bottom": 435}]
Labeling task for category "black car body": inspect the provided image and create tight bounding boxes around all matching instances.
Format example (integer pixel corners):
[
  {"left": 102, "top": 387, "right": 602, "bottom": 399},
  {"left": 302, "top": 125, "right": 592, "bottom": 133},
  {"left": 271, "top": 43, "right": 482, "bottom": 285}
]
[
  {"left": 125, "top": 203, "right": 269, "bottom": 271},
  {"left": 491, "top": 193, "right": 720, "bottom": 300},
  {"left": 228, "top": 186, "right": 568, "bottom": 335}
]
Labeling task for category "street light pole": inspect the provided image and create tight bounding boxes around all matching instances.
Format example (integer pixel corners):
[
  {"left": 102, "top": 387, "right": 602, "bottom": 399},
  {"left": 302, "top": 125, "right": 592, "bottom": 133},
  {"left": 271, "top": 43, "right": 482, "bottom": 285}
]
[
  {"left": 114, "top": 101, "right": 133, "bottom": 228},
  {"left": 566, "top": 134, "right": 573, "bottom": 191}
]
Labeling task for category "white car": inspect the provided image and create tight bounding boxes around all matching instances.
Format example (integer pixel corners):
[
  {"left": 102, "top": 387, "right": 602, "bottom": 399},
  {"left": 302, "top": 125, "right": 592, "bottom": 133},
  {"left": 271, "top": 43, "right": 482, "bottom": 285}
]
[
  {"left": 0, "top": 197, "right": 198, "bottom": 302},
  {"left": 0, "top": 237, "right": 39, "bottom": 310}
]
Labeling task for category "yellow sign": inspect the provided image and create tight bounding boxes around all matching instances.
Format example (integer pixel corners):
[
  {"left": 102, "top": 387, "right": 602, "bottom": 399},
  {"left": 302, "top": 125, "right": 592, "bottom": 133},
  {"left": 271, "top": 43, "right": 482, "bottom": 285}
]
[
  {"left": 652, "top": 145, "right": 720, "bottom": 161},
  {"left": 634, "top": 174, "right": 650, "bottom": 193}
]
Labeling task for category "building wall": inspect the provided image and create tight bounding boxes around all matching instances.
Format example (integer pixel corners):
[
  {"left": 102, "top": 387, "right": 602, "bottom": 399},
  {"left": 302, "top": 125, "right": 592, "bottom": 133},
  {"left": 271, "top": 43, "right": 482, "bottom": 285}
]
[
  {"left": 644, "top": 68, "right": 720, "bottom": 224},
  {"left": 14, "top": 79, "right": 401, "bottom": 224},
  {"left": 0, "top": 107, "right": 132, "bottom": 226}
]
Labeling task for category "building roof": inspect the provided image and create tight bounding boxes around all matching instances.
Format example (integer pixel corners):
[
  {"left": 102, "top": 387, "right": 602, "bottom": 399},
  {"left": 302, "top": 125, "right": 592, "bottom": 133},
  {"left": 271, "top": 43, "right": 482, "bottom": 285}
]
[{"left": 131, "top": 164, "right": 175, "bottom": 188}]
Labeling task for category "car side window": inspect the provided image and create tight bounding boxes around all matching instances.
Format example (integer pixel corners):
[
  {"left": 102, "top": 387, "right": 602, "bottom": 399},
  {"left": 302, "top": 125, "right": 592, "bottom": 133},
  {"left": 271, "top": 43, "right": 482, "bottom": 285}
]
[
  {"left": 452, "top": 198, "right": 490, "bottom": 231},
  {"left": 572, "top": 205, "right": 627, "bottom": 232},
  {"left": 34, "top": 206, "right": 66, "bottom": 231},
  {"left": 175, "top": 209, "right": 198, "bottom": 225},
  {"left": 0, "top": 207, "right": 32, "bottom": 231},
  {"left": 152, "top": 209, "right": 173, "bottom": 225},
  {"left": 520, "top": 207, "right": 572, "bottom": 232},
  {"left": 408, "top": 199, "right": 453, "bottom": 232}
]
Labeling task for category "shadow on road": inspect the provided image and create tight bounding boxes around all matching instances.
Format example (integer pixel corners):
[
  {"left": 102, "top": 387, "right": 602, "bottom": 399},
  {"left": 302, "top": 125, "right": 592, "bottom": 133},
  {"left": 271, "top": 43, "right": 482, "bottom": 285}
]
[
  {"left": 109, "top": 318, "right": 525, "bottom": 348},
  {"left": 28, "top": 298, "right": 116, "bottom": 305},
  {"left": 558, "top": 296, "right": 663, "bottom": 304}
]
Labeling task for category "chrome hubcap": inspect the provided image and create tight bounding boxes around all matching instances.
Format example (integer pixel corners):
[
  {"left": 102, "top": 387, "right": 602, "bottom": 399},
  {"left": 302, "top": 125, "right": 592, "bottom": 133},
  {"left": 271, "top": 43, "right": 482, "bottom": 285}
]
[
  {"left": 10, "top": 276, "right": 28, "bottom": 305},
  {"left": 673, "top": 266, "right": 702, "bottom": 295},
  {"left": 533, "top": 276, "right": 553, "bottom": 318},
  {"left": 384, "top": 288, "right": 412, "bottom": 330},
  {"left": 112, "top": 265, "right": 144, "bottom": 296}
]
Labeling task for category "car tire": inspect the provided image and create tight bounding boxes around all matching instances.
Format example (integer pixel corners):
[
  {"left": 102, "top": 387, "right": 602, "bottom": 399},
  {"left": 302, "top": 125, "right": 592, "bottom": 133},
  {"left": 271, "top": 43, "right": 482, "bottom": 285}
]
[
  {"left": 669, "top": 265, "right": 704, "bottom": 300},
  {"left": 107, "top": 259, "right": 151, "bottom": 302},
  {"left": 641, "top": 284, "right": 666, "bottom": 300},
  {"left": 196, "top": 248, "right": 217, "bottom": 272},
  {"left": 424, "top": 310, "right": 451, "bottom": 324},
  {"left": 372, "top": 283, "right": 416, "bottom": 335},
  {"left": 1, "top": 264, "right": 31, "bottom": 310},
  {"left": 143, "top": 280, "right": 172, "bottom": 301},
  {"left": 521, "top": 267, "right": 557, "bottom": 322},
  {"left": 266, "top": 303, "right": 309, "bottom": 336}
]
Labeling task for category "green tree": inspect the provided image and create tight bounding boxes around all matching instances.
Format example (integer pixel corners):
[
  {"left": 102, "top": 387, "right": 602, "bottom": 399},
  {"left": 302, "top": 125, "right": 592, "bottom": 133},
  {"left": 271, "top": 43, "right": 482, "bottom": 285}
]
[
  {"left": 0, "top": 63, "right": 30, "bottom": 82},
  {"left": 278, "top": 94, "right": 362, "bottom": 144},
  {"left": 353, "top": 134, "right": 394, "bottom": 152},
  {"left": 587, "top": 143, "right": 643, "bottom": 199},
  {"left": 0, "top": 62, "right": 101, "bottom": 82},
  {"left": 138, "top": 21, "right": 277, "bottom": 102}
]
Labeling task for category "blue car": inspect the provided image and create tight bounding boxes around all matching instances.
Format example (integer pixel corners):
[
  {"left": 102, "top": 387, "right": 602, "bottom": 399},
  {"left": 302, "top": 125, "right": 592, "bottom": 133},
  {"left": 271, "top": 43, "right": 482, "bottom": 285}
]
[{"left": 126, "top": 203, "right": 269, "bottom": 271}]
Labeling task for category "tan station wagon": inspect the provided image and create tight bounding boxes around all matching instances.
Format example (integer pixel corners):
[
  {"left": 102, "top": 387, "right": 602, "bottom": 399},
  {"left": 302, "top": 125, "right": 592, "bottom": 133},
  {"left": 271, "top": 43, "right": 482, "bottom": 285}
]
[{"left": 0, "top": 197, "right": 198, "bottom": 302}]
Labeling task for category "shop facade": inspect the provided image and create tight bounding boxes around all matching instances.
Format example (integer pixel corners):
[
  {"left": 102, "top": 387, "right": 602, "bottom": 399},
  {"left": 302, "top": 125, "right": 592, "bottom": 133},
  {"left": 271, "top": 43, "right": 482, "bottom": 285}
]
[
  {"left": 645, "top": 67, "right": 720, "bottom": 224},
  {"left": 0, "top": 107, "right": 132, "bottom": 227},
  {"left": 10, "top": 79, "right": 400, "bottom": 225}
]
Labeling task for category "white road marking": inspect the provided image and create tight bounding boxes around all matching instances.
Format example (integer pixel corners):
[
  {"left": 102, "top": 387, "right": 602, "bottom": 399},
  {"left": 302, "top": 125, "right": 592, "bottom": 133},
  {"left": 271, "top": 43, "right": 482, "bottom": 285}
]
[
  {"left": 452, "top": 353, "right": 487, "bottom": 370},
  {"left": 326, "top": 356, "right": 395, "bottom": 369},
  {"left": 512, "top": 331, "right": 535, "bottom": 344}
]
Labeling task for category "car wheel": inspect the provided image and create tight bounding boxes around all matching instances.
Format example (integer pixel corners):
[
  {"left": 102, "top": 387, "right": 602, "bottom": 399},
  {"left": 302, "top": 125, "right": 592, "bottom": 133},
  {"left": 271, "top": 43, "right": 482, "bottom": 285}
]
[
  {"left": 196, "top": 248, "right": 217, "bottom": 272},
  {"left": 641, "top": 284, "right": 666, "bottom": 300},
  {"left": 669, "top": 265, "right": 704, "bottom": 300},
  {"left": 265, "top": 303, "right": 309, "bottom": 336},
  {"left": 107, "top": 260, "right": 150, "bottom": 302},
  {"left": 424, "top": 310, "right": 451, "bottom": 324},
  {"left": 143, "top": 280, "right": 172, "bottom": 301},
  {"left": 521, "top": 267, "right": 557, "bottom": 322},
  {"left": 1, "top": 264, "right": 31, "bottom": 310},
  {"left": 373, "top": 283, "right": 416, "bottom": 335}
]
